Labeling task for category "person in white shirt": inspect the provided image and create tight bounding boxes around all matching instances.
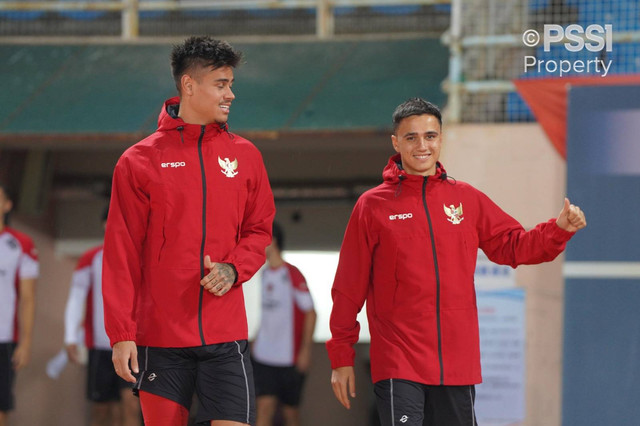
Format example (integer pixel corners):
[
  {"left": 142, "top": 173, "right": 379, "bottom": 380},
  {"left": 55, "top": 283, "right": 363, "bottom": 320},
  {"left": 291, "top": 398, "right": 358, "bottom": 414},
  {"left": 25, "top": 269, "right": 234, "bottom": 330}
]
[
  {"left": 64, "top": 207, "right": 140, "bottom": 426},
  {"left": 0, "top": 182, "right": 38, "bottom": 426},
  {"left": 252, "top": 222, "right": 316, "bottom": 426}
]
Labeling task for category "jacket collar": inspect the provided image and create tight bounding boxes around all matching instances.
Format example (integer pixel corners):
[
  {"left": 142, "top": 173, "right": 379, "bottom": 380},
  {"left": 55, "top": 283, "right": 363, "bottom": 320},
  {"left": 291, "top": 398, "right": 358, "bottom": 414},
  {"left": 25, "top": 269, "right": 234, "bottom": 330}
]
[
  {"left": 157, "top": 97, "right": 228, "bottom": 136},
  {"left": 382, "top": 153, "right": 447, "bottom": 185}
]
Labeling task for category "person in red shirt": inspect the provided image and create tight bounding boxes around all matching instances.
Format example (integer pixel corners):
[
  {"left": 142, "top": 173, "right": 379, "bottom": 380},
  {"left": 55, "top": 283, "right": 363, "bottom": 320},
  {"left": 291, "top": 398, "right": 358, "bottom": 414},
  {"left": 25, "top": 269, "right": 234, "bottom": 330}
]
[
  {"left": 327, "top": 98, "right": 587, "bottom": 426},
  {"left": 103, "top": 36, "right": 275, "bottom": 426},
  {"left": 0, "top": 182, "right": 39, "bottom": 426}
]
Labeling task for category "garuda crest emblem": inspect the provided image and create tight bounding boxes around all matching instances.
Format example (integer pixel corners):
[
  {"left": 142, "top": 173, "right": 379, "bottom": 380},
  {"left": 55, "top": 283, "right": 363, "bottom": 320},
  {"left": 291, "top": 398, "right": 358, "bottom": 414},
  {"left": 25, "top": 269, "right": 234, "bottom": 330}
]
[
  {"left": 218, "top": 157, "right": 238, "bottom": 178},
  {"left": 444, "top": 203, "right": 464, "bottom": 225}
]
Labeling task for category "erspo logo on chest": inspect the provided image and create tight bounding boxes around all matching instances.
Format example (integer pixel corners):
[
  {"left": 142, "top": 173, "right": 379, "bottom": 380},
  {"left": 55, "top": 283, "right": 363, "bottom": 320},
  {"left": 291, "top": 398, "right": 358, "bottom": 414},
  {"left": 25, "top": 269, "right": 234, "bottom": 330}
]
[
  {"left": 161, "top": 162, "right": 186, "bottom": 168},
  {"left": 389, "top": 212, "right": 413, "bottom": 221}
]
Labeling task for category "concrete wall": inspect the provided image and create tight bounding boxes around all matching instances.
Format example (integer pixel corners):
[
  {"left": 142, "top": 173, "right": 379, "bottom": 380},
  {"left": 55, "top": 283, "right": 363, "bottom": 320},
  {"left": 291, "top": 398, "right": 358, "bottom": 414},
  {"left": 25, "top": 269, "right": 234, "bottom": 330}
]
[
  {"left": 442, "top": 123, "right": 567, "bottom": 426},
  {"left": 8, "top": 122, "right": 566, "bottom": 425}
]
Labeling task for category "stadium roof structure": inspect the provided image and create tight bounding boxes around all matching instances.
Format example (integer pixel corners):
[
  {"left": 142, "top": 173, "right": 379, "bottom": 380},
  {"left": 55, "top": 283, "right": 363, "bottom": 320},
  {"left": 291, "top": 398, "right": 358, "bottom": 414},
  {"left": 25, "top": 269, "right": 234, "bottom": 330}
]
[{"left": 0, "top": 37, "right": 448, "bottom": 149}]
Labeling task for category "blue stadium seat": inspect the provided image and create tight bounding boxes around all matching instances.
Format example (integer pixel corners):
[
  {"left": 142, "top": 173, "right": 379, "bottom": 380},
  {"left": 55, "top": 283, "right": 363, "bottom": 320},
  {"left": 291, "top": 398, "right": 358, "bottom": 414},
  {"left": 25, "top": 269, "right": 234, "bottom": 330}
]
[
  {"left": 528, "top": 0, "right": 550, "bottom": 11},
  {"left": 182, "top": 9, "right": 223, "bottom": 18},
  {"left": 0, "top": 0, "right": 44, "bottom": 20},
  {"left": 608, "top": 41, "right": 640, "bottom": 75},
  {"left": 433, "top": 5, "right": 451, "bottom": 13},
  {"left": 333, "top": 6, "right": 357, "bottom": 16},
  {"left": 58, "top": 0, "right": 107, "bottom": 20},
  {"left": 139, "top": 0, "right": 167, "bottom": 20},
  {"left": 246, "top": 7, "right": 314, "bottom": 18},
  {"left": 575, "top": 0, "right": 639, "bottom": 31},
  {"left": 506, "top": 91, "right": 535, "bottom": 122},
  {"left": 371, "top": 6, "right": 421, "bottom": 15}
]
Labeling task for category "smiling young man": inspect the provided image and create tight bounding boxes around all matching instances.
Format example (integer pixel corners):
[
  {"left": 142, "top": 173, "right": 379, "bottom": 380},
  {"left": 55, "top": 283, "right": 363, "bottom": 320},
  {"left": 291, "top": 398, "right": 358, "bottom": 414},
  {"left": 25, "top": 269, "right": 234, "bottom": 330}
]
[
  {"left": 327, "top": 98, "right": 587, "bottom": 426},
  {"left": 103, "top": 36, "right": 275, "bottom": 426}
]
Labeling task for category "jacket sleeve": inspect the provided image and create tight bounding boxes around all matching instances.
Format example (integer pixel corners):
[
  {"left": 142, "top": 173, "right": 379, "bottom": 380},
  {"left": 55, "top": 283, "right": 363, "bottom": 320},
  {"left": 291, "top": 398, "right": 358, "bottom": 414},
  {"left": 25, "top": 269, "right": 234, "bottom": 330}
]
[
  {"left": 223, "top": 153, "right": 275, "bottom": 285},
  {"left": 476, "top": 191, "right": 575, "bottom": 267},
  {"left": 64, "top": 259, "right": 91, "bottom": 346},
  {"left": 326, "top": 199, "right": 374, "bottom": 369},
  {"left": 102, "top": 155, "right": 149, "bottom": 346}
]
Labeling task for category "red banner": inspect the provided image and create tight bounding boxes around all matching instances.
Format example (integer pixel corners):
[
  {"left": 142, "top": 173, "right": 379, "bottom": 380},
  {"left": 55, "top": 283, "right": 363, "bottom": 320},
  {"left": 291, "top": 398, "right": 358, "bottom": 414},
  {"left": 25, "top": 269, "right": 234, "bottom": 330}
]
[{"left": 513, "top": 75, "right": 640, "bottom": 159}]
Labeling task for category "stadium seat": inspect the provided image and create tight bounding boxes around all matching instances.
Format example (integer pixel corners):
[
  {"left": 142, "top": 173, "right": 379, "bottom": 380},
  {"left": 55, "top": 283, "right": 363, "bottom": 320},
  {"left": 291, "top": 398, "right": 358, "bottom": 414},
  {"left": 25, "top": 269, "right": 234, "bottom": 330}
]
[
  {"left": 506, "top": 91, "right": 535, "bottom": 122},
  {"left": 139, "top": 0, "right": 167, "bottom": 20},
  {"left": 528, "top": 0, "right": 550, "bottom": 11},
  {"left": 370, "top": 6, "right": 421, "bottom": 15},
  {"left": 57, "top": 0, "right": 107, "bottom": 20},
  {"left": 575, "top": 0, "right": 639, "bottom": 31},
  {"left": 0, "top": 0, "right": 44, "bottom": 20},
  {"left": 608, "top": 41, "right": 640, "bottom": 75}
]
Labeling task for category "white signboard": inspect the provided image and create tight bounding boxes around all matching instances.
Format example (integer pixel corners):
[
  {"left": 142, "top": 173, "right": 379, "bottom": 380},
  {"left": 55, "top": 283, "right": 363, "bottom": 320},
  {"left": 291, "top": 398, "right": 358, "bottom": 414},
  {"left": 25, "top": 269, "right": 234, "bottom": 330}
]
[{"left": 475, "top": 287, "right": 526, "bottom": 426}]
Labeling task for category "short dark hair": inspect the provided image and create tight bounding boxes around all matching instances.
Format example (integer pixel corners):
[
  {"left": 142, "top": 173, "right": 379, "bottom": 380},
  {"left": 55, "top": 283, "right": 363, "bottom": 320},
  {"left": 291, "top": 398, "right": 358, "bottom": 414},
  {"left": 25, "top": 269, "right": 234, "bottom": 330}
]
[
  {"left": 392, "top": 98, "right": 442, "bottom": 134},
  {"left": 0, "top": 181, "right": 14, "bottom": 202},
  {"left": 272, "top": 221, "right": 285, "bottom": 252},
  {"left": 171, "top": 36, "right": 243, "bottom": 93},
  {"left": 0, "top": 181, "right": 14, "bottom": 224}
]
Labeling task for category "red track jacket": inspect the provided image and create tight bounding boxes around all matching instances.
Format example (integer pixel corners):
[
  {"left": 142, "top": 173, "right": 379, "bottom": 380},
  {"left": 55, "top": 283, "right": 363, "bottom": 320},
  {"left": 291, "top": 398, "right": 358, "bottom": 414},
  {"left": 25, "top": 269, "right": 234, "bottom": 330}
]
[
  {"left": 103, "top": 97, "right": 275, "bottom": 348},
  {"left": 327, "top": 154, "right": 574, "bottom": 385}
]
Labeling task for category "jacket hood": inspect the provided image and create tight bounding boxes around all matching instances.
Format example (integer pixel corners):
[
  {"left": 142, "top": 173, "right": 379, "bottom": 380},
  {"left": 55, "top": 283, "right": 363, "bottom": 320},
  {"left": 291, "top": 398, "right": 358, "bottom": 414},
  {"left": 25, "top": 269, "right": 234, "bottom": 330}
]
[
  {"left": 382, "top": 153, "right": 448, "bottom": 184},
  {"left": 157, "top": 96, "right": 228, "bottom": 133}
]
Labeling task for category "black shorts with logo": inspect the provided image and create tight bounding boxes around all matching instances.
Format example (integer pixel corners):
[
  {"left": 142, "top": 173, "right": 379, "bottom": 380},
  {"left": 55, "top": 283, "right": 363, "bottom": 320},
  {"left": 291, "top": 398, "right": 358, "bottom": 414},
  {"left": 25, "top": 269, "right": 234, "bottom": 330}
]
[
  {"left": 252, "top": 359, "right": 306, "bottom": 407},
  {"left": 87, "top": 348, "right": 133, "bottom": 402},
  {"left": 0, "top": 343, "right": 16, "bottom": 412},
  {"left": 135, "top": 340, "right": 255, "bottom": 426},
  {"left": 374, "top": 379, "right": 478, "bottom": 426}
]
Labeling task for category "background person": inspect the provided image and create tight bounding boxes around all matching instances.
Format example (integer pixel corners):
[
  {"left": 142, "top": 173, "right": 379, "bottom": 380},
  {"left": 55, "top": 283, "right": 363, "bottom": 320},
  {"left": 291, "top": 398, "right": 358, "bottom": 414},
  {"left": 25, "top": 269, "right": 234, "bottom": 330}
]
[
  {"left": 64, "top": 206, "right": 141, "bottom": 426},
  {"left": 0, "top": 182, "right": 39, "bottom": 426},
  {"left": 252, "top": 222, "right": 316, "bottom": 426}
]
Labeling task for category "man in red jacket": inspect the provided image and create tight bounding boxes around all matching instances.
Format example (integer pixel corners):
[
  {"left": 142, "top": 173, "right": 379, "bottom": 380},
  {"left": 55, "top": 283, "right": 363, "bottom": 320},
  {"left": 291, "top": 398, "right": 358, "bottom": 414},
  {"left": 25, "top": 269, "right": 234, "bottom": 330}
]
[
  {"left": 327, "top": 98, "right": 586, "bottom": 426},
  {"left": 103, "top": 36, "right": 275, "bottom": 426}
]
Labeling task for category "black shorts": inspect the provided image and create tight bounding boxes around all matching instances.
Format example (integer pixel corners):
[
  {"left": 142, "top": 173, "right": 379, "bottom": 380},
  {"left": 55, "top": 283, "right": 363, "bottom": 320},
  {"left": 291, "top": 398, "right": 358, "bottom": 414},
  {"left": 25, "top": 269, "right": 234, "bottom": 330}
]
[
  {"left": 0, "top": 343, "right": 16, "bottom": 412},
  {"left": 87, "top": 348, "right": 132, "bottom": 403},
  {"left": 135, "top": 340, "right": 255, "bottom": 426},
  {"left": 252, "top": 359, "right": 306, "bottom": 407},
  {"left": 374, "top": 379, "right": 478, "bottom": 426}
]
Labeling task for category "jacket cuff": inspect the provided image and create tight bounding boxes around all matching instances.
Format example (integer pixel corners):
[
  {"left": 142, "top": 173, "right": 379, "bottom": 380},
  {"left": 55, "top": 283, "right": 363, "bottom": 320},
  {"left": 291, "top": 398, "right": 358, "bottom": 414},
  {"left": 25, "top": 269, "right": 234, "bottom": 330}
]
[
  {"left": 225, "top": 263, "right": 238, "bottom": 284},
  {"left": 550, "top": 218, "right": 576, "bottom": 241},
  {"left": 109, "top": 333, "right": 137, "bottom": 348},
  {"left": 326, "top": 342, "right": 356, "bottom": 369},
  {"left": 329, "top": 355, "right": 355, "bottom": 370}
]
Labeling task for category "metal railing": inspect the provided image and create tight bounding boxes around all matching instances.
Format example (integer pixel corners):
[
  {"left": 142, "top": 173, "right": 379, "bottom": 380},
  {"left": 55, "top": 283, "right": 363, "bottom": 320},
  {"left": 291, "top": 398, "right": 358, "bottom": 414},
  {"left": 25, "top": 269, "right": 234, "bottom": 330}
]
[{"left": 0, "top": 0, "right": 452, "bottom": 39}]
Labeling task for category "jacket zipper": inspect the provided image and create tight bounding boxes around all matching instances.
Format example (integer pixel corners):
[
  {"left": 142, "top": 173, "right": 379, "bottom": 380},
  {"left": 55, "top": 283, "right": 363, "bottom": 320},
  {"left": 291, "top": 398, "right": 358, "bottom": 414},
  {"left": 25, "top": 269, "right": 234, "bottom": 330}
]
[
  {"left": 422, "top": 176, "right": 444, "bottom": 385},
  {"left": 197, "top": 125, "right": 207, "bottom": 346}
]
